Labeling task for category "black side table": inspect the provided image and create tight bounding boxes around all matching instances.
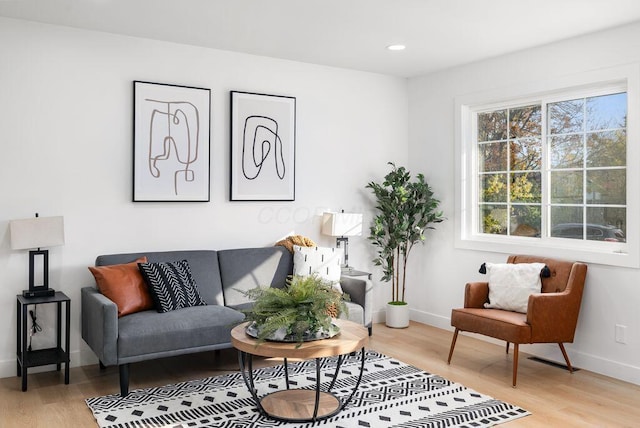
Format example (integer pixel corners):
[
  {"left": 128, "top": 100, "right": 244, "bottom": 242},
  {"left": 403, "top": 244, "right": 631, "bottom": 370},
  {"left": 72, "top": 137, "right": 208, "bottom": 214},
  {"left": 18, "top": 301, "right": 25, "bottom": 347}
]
[{"left": 16, "top": 291, "right": 70, "bottom": 391}]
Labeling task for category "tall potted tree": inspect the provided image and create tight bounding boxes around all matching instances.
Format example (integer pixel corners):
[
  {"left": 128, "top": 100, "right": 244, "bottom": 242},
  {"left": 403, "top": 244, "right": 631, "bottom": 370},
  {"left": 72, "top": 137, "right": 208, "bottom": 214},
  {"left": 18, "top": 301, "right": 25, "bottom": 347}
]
[{"left": 366, "top": 163, "right": 444, "bottom": 328}]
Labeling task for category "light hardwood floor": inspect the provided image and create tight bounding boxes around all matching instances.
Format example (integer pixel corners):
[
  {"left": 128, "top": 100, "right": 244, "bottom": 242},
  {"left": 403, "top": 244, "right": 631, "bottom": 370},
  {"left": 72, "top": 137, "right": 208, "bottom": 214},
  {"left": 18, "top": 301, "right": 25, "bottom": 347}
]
[{"left": 1, "top": 322, "right": 638, "bottom": 427}]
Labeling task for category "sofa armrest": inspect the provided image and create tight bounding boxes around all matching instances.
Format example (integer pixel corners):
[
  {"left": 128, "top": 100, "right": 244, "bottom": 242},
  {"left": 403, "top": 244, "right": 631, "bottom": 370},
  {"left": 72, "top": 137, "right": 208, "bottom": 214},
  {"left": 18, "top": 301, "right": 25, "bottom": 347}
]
[
  {"left": 464, "top": 282, "right": 489, "bottom": 308},
  {"left": 81, "top": 286, "right": 119, "bottom": 366},
  {"left": 340, "top": 276, "right": 373, "bottom": 328}
]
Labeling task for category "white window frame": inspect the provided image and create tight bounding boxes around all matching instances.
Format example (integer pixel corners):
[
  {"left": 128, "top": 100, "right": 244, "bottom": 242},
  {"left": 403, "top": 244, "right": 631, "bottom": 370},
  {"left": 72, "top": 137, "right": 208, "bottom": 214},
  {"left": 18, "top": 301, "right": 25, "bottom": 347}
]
[{"left": 455, "top": 64, "right": 640, "bottom": 268}]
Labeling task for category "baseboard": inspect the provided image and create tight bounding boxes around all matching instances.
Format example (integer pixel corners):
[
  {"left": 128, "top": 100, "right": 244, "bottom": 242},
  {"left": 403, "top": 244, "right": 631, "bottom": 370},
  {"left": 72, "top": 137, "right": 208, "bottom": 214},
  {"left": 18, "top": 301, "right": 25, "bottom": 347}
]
[
  {"left": 520, "top": 342, "right": 640, "bottom": 386},
  {"left": 407, "top": 307, "right": 640, "bottom": 386},
  {"left": 372, "top": 309, "right": 386, "bottom": 325},
  {"left": 410, "top": 308, "right": 452, "bottom": 330}
]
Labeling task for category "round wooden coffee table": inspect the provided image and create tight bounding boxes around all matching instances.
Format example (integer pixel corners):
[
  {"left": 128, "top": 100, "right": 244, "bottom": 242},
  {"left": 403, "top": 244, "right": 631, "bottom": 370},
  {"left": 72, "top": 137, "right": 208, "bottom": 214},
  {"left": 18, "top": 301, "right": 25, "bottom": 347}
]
[{"left": 231, "top": 318, "right": 369, "bottom": 422}]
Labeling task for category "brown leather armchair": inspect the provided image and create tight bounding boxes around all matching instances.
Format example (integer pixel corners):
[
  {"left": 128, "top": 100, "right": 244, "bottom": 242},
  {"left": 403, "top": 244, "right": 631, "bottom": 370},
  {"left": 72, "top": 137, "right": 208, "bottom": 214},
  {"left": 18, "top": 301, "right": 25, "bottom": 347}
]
[{"left": 447, "top": 255, "right": 588, "bottom": 386}]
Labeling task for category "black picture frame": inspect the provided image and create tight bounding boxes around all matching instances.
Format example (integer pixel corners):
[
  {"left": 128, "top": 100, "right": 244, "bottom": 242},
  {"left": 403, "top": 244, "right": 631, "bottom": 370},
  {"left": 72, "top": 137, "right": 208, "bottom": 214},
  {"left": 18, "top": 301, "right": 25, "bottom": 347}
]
[
  {"left": 133, "top": 81, "right": 211, "bottom": 202},
  {"left": 230, "top": 91, "right": 296, "bottom": 201}
]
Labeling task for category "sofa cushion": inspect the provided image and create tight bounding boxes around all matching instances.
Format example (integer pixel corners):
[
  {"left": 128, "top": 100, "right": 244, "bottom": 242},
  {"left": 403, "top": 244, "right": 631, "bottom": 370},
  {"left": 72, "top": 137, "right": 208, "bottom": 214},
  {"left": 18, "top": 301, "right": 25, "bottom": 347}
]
[
  {"left": 484, "top": 262, "right": 546, "bottom": 313},
  {"left": 138, "top": 260, "right": 206, "bottom": 312},
  {"left": 218, "top": 247, "right": 293, "bottom": 307},
  {"left": 88, "top": 256, "right": 153, "bottom": 317},
  {"left": 117, "top": 305, "right": 245, "bottom": 358},
  {"left": 292, "top": 245, "right": 343, "bottom": 292}
]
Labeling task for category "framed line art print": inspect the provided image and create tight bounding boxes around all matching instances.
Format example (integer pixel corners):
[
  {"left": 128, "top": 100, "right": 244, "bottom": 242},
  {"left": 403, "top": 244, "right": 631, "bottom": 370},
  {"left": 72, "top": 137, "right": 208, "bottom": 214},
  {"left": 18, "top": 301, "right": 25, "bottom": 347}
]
[
  {"left": 230, "top": 91, "right": 296, "bottom": 201},
  {"left": 133, "top": 81, "right": 211, "bottom": 202}
]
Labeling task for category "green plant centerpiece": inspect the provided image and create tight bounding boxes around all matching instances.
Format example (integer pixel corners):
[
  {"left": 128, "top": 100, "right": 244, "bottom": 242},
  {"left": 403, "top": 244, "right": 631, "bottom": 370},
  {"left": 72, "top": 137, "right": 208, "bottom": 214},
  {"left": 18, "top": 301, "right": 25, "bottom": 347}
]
[
  {"left": 366, "top": 163, "right": 444, "bottom": 317},
  {"left": 242, "top": 274, "right": 348, "bottom": 344}
]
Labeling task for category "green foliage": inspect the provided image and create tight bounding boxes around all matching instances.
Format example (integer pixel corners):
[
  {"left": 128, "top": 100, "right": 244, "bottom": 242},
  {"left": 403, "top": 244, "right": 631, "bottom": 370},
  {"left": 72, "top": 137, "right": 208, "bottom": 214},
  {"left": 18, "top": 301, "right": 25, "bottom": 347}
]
[
  {"left": 366, "top": 162, "right": 444, "bottom": 304},
  {"left": 482, "top": 174, "right": 506, "bottom": 202},
  {"left": 510, "top": 173, "right": 539, "bottom": 202},
  {"left": 483, "top": 213, "right": 504, "bottom": 234},
  {"left": 241, "top": 275, "right": 348, "bottom": 344}
]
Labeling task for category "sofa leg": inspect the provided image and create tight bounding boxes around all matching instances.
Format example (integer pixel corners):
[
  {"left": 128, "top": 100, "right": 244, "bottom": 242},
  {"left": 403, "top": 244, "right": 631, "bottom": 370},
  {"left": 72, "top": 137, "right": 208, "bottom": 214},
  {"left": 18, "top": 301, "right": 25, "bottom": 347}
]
[
  {"left": 558, "top": 343, "right": 574, "bottom": 373},
  {"left": 119, "top": 364, "right": 130, "bottom": 397},
  {"left": 447, "top": 329, "right": 459, "bottom": 364},
  {"left": 505, "top": 342, "right": 510, "bottom": 354},
  {"left": 368, "top": 325, "right": 372, "bottom": 336},
  {"left": 512, "top": 344, "right": 519, "bottom": 388},
  {"left": 99, "top": 360, "right": 106, "bottom": 370}
]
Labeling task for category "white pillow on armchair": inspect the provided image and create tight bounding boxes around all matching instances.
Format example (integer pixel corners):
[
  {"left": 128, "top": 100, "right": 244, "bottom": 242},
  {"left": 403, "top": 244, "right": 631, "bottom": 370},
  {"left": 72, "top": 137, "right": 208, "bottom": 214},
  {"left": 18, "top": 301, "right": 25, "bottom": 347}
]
[{"left": 484, "top": 262, "right": 546, "bottom": 313}]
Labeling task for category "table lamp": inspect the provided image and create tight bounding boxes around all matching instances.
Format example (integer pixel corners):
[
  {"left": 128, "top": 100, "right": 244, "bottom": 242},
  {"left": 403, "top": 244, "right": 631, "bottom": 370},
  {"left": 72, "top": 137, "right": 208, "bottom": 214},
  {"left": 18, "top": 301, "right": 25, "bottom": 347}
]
[
  {"left": 10, "top": 214, "right": 65, "bottom": 298},
  {"left": 322, "top": 211, "right": 363, "bottom": 270}
]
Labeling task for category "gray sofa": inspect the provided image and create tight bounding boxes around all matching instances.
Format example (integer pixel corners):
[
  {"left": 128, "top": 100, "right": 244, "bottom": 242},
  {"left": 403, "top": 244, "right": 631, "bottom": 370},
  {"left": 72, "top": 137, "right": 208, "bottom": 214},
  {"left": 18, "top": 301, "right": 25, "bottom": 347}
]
[{"left": 81, "top": 246, "right": 372, "bottom": 396}]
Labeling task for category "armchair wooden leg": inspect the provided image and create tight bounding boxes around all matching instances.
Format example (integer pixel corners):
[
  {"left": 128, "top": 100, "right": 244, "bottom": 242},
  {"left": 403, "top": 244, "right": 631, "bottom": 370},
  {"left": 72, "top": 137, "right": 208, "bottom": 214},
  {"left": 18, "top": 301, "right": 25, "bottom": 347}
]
[
  {"left": 447, "top": 329, "right": 459, "bottom": 364},
  {"left": 512, "top": 344, "right": 519, "bottom": 388},
  {"left": 558, "top": 343, "right": 574, "bottom": 373}
]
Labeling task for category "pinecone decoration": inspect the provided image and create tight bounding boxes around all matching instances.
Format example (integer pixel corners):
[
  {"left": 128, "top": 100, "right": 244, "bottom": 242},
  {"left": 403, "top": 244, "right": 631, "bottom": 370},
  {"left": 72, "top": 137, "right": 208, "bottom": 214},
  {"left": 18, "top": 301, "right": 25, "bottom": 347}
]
[{"left": 325, "top": 303, "right": 338, "bottom": 318}]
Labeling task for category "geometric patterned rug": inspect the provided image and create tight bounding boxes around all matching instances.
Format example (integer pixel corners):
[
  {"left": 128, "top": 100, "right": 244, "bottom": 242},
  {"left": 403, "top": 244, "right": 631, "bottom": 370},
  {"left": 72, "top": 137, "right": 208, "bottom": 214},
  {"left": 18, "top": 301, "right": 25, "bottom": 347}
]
[{"left": 86, "top": 350, "right": 529, "bottom": 427}]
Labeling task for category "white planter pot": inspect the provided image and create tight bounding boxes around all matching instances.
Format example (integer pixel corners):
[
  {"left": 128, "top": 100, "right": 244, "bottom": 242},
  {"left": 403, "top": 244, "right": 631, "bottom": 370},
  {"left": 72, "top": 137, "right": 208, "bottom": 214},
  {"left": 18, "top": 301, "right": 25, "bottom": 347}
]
[{"left": 385, "top": 302, "right": 410, "bottom": 328}]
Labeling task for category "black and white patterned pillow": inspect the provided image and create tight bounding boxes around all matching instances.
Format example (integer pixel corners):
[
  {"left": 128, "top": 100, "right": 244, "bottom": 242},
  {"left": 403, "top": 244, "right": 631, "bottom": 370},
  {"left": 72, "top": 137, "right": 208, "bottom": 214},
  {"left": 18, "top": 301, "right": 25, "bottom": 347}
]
[
  {"left": 292, "top": 245, "right": 343, "bottom": 293},
  {"left": 138, "top": 260, "right": 206, "bottom": 312}
]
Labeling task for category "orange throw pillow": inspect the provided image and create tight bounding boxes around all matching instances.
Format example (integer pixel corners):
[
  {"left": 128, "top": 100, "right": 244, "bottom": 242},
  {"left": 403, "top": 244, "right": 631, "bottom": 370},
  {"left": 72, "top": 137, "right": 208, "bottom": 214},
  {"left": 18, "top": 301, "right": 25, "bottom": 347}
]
[{"left": 88, "top": 256, "right": 154, "bottom": 317}]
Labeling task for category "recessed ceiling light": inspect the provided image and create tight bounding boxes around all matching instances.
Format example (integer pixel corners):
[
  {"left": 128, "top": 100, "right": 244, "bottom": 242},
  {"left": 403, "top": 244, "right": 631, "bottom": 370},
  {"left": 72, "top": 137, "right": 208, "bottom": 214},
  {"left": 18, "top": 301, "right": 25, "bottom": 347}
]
[{"left": 387, "top": 44, "right": 406, "bottom": 51}]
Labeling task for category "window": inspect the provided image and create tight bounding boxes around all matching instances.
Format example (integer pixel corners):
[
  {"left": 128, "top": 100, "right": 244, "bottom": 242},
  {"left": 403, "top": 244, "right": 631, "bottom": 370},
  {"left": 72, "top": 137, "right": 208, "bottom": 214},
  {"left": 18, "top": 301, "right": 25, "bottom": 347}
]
[
  {"left": 477, "top": 93, "right": 627, "bottom": 242},
  {"left": 456, "top": 65, "right": 640, "bottom": 267}
]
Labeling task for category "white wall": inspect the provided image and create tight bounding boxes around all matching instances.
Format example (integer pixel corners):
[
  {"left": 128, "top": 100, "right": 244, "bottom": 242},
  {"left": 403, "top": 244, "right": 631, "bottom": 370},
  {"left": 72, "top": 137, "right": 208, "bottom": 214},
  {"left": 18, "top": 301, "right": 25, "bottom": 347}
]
[
  {"left": 0, "top": 18, "right": 408, "bottom": 377},
  {"left": 408, "top": 22, "right": 640, "bottom": 385}
]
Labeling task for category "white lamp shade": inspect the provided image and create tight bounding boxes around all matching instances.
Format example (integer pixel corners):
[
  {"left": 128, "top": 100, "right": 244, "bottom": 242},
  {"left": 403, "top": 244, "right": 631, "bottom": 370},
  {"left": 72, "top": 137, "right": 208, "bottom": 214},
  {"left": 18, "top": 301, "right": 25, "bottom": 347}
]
[
  {"left": 322, "top": 212, "right": 363, "bottom": 237},
  {"left": 9, "top": 216, "right": 65, "bottom": 250}
]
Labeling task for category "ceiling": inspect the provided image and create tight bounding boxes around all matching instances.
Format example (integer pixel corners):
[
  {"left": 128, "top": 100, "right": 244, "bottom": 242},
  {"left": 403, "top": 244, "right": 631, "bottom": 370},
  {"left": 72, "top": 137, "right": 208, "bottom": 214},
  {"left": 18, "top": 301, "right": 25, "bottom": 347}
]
[{"left": 2, "top": 0, "right": 640, "bottom": 78}]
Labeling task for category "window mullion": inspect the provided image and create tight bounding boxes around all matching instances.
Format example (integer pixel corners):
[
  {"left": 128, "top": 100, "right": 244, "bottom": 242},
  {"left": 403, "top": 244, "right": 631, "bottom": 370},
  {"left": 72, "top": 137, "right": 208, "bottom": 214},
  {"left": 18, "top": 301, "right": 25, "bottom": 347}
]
[
  {"left": 582, "top": 97, "right": 588, "bottom": 240},
  {"left": 506, "top": 109, "right": 511, "bottom": 236},
  {"left": 541, "top": 100, "right": 549, "bottom": 241}
]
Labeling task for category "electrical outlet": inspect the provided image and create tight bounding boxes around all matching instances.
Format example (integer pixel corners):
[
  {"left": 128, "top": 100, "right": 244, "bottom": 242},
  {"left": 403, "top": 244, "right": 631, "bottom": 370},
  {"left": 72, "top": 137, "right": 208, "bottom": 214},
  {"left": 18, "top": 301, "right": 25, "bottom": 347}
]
[{"left": 615, "top": 324, "right": 627, "bottom": 344}]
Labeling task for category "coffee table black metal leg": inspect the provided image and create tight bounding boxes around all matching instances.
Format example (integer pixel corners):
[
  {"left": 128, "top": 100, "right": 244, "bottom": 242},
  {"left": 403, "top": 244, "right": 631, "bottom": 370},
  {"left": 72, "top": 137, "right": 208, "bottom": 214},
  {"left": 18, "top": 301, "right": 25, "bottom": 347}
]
[
  {"left": 283, "top": 358, "right": 290, "bottom": 389},
  {"left": 237, "top": 351, "right": 266, "bottom": 416},
  {"left": 237, "top": 348, "right": 367, "bottom": 422},
  {"left": 312, "top": 358, "right": 325, "bottom": 420},
  {"left": 247, "top": 353, "right": 255, "bottom": 392},
  {"left": 328, "top": 354, "right": 344, "bottom": 391},
  {"left": 339, "top": 347, "right": 366, "bottom": 409}
]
